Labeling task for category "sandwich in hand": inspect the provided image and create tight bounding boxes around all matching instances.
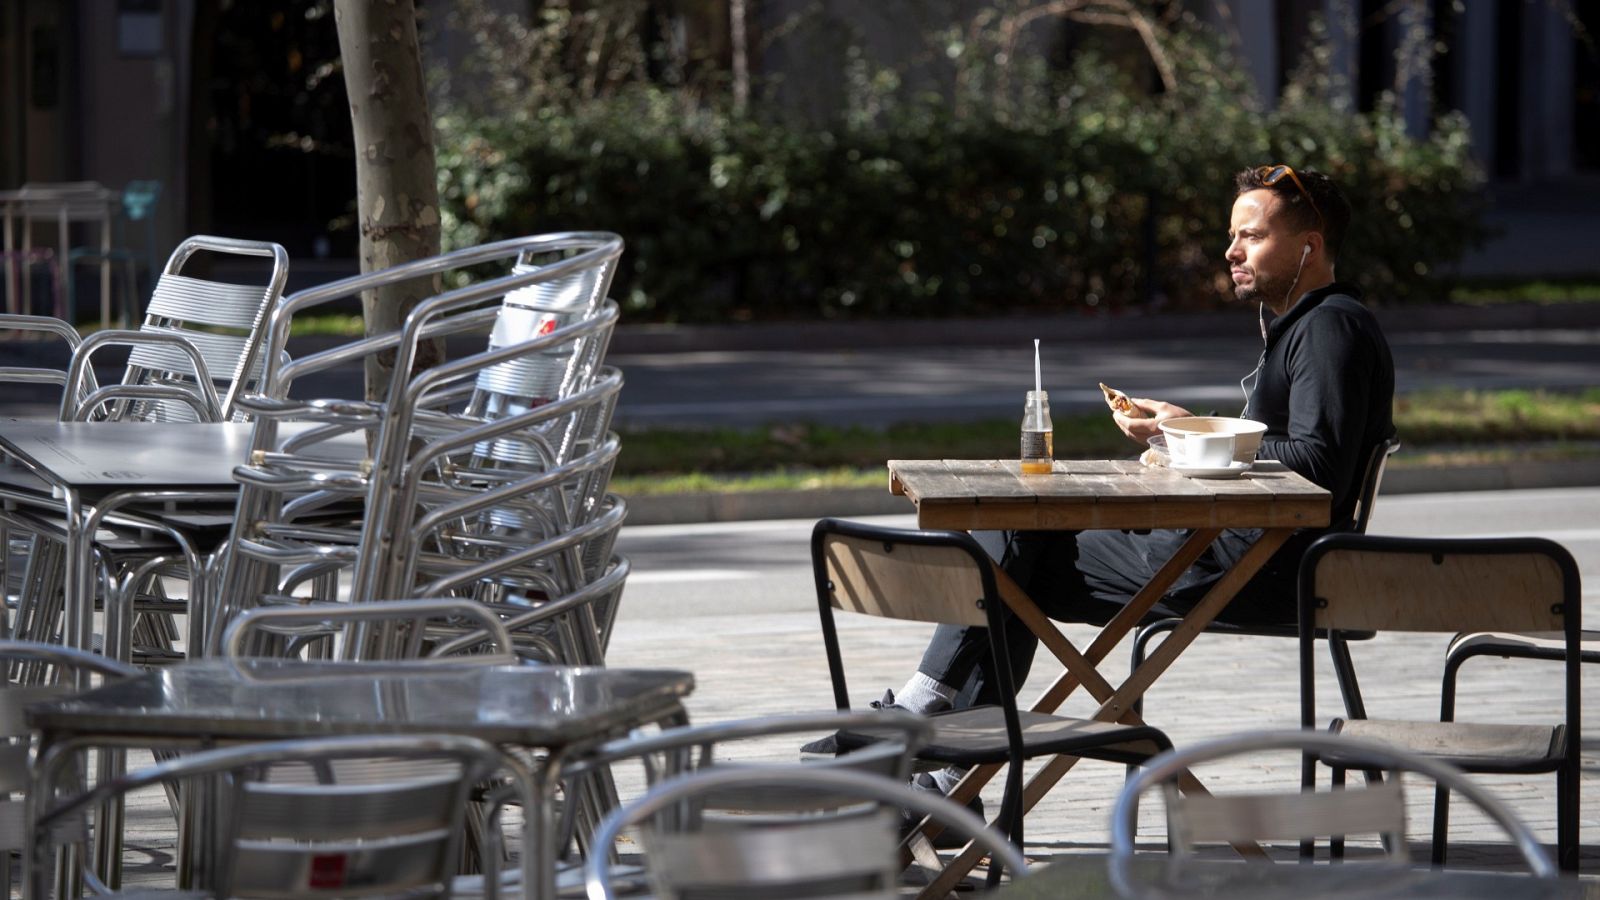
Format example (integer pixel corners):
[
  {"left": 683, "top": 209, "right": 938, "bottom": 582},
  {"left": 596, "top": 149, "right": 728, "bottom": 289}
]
[{"left": 1099, "top": 382, "right": 1146, "bottom": 418}]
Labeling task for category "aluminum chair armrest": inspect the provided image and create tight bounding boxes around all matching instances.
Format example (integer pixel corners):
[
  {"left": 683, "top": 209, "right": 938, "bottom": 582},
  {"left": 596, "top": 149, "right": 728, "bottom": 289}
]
[
  {"left": 63, "top": 329, "right": 222, "bottom": 421},
  {"left": 0, "top": 313, "right": 82, "bottom": 348},
  {"left": 0, "top": 639, "right": 141, "bottom": 679}
]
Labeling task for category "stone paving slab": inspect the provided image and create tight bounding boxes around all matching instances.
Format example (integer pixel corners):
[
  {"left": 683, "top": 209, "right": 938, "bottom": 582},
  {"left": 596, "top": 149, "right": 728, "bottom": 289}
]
[
  {"left": 602, "top": 612, "right": 1600, "bottom": 881},
  {"left": 69, "top": 610, "right": 1600, "bottom": 896}
]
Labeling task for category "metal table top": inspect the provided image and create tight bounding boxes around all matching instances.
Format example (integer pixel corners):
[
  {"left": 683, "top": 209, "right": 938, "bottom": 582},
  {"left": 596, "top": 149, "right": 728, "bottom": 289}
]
[
  {"left": 0, "top": 419, "right": 366, "bottom": 495},
  {"left": 27, "top": 658, "right": 695, "bottom": 746}
]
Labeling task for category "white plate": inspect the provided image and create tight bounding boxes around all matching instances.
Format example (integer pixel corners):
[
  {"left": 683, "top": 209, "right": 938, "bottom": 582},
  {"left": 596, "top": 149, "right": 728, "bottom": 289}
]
[{"left": 1171, "top": 461, "right": 1253, "bottom": 479}]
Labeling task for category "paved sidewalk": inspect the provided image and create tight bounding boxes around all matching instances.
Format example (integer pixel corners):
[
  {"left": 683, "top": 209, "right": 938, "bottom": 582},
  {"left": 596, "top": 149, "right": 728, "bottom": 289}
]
[
  {"left": 604, "top": 594, "right": 1600, "bottom": 883},
  {"left": 103, "top": 611, "right": 1596, "bottom": 892}
]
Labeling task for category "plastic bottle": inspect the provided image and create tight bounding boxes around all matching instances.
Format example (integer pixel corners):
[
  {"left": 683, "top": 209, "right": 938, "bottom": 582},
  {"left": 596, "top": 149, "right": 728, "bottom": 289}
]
[{"left": 1020, "top": 389, "right": 1053, "bottom": 474}]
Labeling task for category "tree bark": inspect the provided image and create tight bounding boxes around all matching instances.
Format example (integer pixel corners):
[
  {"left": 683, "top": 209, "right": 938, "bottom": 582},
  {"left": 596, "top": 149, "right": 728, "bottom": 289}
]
[
  {"left": 730, "top": 0, "right": 749, "bottom": 115},
  {"left": 334, "top": 0, "right": 443, "bottom": 403}
]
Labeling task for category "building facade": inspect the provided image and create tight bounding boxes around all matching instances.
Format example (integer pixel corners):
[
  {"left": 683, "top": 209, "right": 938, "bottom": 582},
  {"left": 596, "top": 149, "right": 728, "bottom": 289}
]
[{"left": 3, "top": 1, "right": 1596, "bottom": 278}]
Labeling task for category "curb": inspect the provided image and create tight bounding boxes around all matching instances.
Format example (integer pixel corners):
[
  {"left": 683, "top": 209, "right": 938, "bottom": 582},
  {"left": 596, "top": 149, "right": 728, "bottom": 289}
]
[{"left": 619, "top": 459, "right": 1600, "bottom": 526}]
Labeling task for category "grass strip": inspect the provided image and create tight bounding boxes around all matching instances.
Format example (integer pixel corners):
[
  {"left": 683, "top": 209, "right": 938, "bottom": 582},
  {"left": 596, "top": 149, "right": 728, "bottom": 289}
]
[{"left": 611, "top": 387, "right": 1600, "bottom": 493}]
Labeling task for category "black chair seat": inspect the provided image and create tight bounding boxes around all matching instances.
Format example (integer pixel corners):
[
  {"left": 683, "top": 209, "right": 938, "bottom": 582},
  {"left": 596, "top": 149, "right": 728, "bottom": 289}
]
[
  {"left": 1331, "top": 718, "right": 1566, "bottom": 774},
  {"left": 838, "top": 705, "right": 1170, "bottom": 767}
]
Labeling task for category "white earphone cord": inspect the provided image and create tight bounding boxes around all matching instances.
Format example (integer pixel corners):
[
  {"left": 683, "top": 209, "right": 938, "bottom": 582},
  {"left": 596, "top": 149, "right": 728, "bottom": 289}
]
[{"left": 1240, "top": 244, "right": 1310, "bottom": 412}]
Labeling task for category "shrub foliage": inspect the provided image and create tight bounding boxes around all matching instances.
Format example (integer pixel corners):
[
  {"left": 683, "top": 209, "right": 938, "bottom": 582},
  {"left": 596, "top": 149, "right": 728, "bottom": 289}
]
[{"left": 435, "top": 2, "right": 1488, "bottom": 322}]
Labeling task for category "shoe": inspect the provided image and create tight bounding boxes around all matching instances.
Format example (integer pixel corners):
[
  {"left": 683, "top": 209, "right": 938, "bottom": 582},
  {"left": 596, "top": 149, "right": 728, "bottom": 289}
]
[
  {"left": 800, "top": 690, "right": 908, "bottom": 755},
  {"left": 901, "top": 771, "right": 985, "bottom": 849}
]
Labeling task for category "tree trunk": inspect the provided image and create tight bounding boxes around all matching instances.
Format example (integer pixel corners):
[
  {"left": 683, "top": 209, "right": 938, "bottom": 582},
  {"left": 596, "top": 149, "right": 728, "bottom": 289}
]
[
  {"left": 730, "top": 0, "right": 749, "bottom": 115},
  {"left": 334, "top": 0, "right": 443, "bottom": 403}
]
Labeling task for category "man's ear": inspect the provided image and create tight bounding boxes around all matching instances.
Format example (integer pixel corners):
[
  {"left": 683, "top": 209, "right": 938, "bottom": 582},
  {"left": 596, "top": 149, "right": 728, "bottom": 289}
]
[{"left": 1304, "top": 230, "right": 1325, "bottom": 261}]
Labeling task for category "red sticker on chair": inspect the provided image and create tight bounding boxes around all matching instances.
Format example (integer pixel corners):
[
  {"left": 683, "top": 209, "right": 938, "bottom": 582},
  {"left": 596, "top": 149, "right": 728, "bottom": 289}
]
[{"left": 309, "top": 853, "right": 348, "bottom": 888}]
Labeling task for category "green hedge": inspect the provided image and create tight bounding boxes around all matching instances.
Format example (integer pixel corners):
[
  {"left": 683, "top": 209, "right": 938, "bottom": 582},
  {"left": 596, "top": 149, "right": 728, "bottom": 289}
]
[{"left": 435, "top": 29, "right": 1488, "bottom": 322}]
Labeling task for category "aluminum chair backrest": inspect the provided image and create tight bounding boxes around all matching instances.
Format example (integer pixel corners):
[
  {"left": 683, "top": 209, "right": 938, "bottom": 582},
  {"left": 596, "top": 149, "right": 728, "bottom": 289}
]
[
  {"left": 585, "top": 765, "right": 1028, "bottom": 900},
  {"left": 255, "top": 232, "right": 622, "bottom": 402},
  {"left": 552, "top": 709, "right": 930, "bottom": 860},
  {"left": 230, "top": 246, "right": 621, "bottom": 612},
  {"left": 389, "top": 365, "right": 623, "bottom": 545},
  {"left": 413, "top": 503, "right": 626, "bottom": 668},
  {"left": 389, "top": 422, "right": 623, "bottom": 597},
  {"left": 1109, "top": 730, "right": 1557, "bottom": 879},
  {"left": 58, "top": 235, "right": 289, "bottom": 423},
  {"left": 464, "top": 247, "right": 617, "bottom": 418},
  {"left": 29, "top": 733, "right": 503, "bottom": 900},
  {"left": 132, "top": 235, "right": 290, "bottom": 421}
]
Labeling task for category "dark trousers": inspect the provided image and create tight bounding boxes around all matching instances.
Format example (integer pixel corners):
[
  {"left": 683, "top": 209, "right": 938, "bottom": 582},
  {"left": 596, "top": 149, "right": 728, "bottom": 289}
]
[{"left": 917, "top": 527, "right": 1310, "bottom": 708}]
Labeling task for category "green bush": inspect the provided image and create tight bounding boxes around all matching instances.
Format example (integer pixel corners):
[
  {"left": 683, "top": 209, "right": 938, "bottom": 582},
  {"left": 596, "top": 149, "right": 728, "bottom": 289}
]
[{"left": 434, "top": 8, "right": 1488, "bottom": 322}]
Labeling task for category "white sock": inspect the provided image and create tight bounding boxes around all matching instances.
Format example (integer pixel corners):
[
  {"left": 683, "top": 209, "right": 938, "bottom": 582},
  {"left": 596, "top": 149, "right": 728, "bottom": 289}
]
[
  {"left": 895, "top": 672, "right": 956, "bottom": 715},
  {"left": 931, "top": 765, "right": 968, "bottom": 795}
]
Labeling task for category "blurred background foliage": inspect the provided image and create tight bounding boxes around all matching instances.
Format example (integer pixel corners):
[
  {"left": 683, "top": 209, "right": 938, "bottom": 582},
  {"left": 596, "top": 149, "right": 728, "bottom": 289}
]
[{"left": 433, "top": 0, "right": 1489, "bottom": 323}]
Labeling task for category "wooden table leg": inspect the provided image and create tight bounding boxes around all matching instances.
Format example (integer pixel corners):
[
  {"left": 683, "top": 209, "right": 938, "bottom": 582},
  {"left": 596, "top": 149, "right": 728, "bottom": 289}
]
[{"left": 916, "top": 529, "right": 1292, "bottom": 897}]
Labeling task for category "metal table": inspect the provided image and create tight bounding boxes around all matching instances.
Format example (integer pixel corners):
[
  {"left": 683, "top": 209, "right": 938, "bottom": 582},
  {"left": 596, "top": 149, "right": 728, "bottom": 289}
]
[
  {"left": 0, "top": 419, "right": 366, "bottom": 658},
  {"left": 887, "top": 458, "right": 1330, "bottom": 896},
  {"left": 995, "top": 856, "right": 1587, "bottom": 899},
  {"left": 27, "top": 658, "right": 696, "bottom": 897}
]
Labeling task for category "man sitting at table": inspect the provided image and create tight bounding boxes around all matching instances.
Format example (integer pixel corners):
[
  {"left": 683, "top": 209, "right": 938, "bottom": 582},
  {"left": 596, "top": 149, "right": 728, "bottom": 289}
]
[{"left": 857, "top": 165, "right": 1396, "bottom": 806}]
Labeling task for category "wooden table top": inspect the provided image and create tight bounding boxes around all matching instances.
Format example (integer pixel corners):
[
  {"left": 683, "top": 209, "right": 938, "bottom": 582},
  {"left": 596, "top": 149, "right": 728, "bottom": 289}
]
[{"left": 888, "top": 458, "right": 1330, "bottom": 532}]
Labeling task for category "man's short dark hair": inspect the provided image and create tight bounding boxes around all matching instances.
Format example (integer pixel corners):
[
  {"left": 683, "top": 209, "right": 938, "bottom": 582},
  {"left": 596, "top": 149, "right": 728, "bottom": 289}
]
[{"left": 1235, "top": 166, "right": 1352, "bottom": 261}]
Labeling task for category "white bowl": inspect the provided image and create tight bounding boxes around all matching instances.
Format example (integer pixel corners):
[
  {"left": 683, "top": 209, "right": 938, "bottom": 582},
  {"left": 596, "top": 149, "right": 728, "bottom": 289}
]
[{"left": 1158, "top": 416, "right": 1267, "bottom": 465}]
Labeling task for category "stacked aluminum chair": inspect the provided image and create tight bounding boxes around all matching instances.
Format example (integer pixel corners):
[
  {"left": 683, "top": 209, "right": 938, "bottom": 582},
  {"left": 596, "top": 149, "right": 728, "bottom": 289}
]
[
  {"left": 0, "top": 237, "right": 289, "bottom": 666},
  {"left": 212, "top": 233, "right": 629, "bottom": 667}
]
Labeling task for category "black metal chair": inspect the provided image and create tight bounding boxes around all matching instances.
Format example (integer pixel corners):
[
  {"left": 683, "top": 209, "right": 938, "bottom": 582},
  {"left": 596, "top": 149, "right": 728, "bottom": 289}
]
[
  {"left": 1125, "top": 436, "right": 1401, "bottom": 748},
  {"left": 1298, "top": 533, "right": 1582, "bottom": 871},
  {"left": 811, "top": 518, "right": 1173, "bottom": 870}
]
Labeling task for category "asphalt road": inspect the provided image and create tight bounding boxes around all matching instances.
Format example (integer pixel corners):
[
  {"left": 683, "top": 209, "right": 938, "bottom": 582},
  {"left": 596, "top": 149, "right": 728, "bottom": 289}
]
[
  {"left": 7, "top": 319, "right": 1597, "bottom": 429},
  {"left": 608, "top": 326, "right": 1600, "bottom": 429}
]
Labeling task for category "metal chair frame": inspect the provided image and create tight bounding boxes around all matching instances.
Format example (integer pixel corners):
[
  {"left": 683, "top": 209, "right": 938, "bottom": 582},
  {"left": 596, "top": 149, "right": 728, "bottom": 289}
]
[
  {"left": 27, "top": 733, "right": 505, "bottom": 900},
  {"left": 584, "top": 765, "right": 1029, "bottom": 900},
  {"left": 812, "top": 518, "right": 1174, "bottom": 871},
  {"left": 1126, "top": 437, "right": 1401, "bottom": 740},
  {"left": 1110, "top": 729, "right": 1557, "bottom": 899},
  {"left": 1298, "top": 533, "right": 1582, "bottom": 871}
]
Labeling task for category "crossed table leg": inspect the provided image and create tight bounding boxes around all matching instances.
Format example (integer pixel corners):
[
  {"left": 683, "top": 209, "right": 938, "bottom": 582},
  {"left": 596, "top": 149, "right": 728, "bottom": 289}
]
[{"left": 912, "top": 527, "right": 1291, "bottom": 898}]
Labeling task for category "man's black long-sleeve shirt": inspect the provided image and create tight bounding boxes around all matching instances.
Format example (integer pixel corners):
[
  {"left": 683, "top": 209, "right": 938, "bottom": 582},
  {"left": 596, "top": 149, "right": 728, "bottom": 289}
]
[{"left": 1245, "top": 281, "right": 1396, "bottom": 530}]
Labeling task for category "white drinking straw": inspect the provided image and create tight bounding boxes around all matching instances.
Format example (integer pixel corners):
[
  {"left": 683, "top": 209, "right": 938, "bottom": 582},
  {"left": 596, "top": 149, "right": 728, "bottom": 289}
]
[{"left": 1033, "top": 339, "right": 1042, "bottom": 394}]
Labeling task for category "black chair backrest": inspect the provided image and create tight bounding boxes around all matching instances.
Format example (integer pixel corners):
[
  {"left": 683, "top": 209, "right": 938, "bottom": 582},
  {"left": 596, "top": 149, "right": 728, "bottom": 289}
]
[
  {"left": 1350, "top": 435, "right": 1401, "bottom": 534},
  {"left": 1297, "top": 533, "right": 1581, "bottom": 756}
]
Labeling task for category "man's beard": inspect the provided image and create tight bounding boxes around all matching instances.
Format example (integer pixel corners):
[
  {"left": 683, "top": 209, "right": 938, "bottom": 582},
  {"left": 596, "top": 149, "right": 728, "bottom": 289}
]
[{"left": 1232, "top": 267, "right": 1283, "bottom": 304}]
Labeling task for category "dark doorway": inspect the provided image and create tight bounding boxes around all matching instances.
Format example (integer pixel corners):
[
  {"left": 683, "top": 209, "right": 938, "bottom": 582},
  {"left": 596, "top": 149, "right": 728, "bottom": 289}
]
[
  {"left": 1574, "top": 0, "right": 1600, "bottom": 171},
  {"left": 198, "top": 0, "right": 355, "bottom": 260}
]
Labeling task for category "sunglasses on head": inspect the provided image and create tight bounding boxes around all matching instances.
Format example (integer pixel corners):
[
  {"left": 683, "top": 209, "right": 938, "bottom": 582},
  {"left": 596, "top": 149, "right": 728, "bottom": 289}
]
[{"left": 1257, "top": 164, "right": 1324, "bottom": 232}]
